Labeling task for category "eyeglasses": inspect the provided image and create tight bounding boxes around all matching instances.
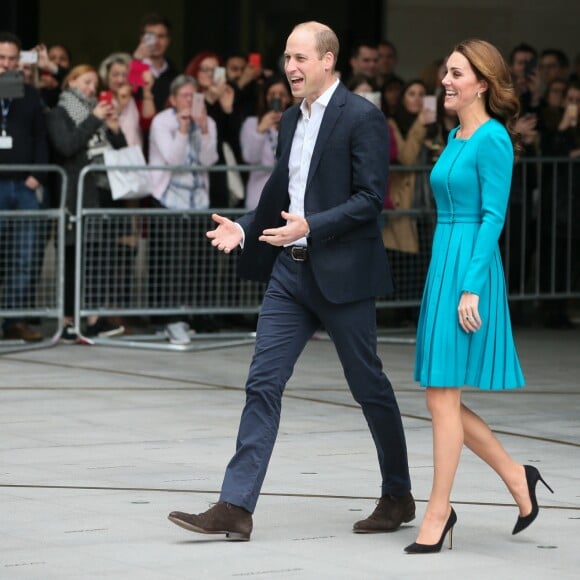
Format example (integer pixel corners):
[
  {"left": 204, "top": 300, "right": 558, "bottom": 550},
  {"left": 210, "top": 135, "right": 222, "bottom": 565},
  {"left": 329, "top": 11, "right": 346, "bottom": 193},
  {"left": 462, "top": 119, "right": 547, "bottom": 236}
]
[{"left": 198, "top": 66, "right": 215, "bottom": 74}]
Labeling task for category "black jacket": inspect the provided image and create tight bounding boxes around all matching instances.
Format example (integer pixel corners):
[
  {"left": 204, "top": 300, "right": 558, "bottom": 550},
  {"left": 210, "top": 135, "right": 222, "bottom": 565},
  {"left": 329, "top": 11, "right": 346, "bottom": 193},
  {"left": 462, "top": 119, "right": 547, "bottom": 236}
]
[{"left": 0, "top": 84, "right": 49, "bottom": 183}]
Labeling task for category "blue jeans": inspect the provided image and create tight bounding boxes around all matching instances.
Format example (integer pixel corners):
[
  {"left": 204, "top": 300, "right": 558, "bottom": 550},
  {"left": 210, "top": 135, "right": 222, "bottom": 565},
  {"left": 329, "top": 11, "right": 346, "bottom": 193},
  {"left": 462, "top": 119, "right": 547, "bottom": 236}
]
[{"left": 0, "top": 180, "right": 39, "bottom": 324}]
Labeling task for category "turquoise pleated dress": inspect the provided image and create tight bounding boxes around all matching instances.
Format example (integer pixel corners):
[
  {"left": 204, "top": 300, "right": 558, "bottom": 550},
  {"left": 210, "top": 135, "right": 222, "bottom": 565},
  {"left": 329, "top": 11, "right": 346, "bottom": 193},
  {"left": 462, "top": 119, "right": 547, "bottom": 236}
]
[{"left": 414, "top": 119, "right": 525, "bottom": 390}]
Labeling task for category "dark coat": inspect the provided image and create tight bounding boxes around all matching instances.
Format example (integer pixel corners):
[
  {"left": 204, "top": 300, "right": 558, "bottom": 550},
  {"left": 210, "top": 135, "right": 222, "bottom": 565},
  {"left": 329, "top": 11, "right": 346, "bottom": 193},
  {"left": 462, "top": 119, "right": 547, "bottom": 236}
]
[
  {"left": 237, "top": 81, "right": 393, "bottom": 304},
  {"left": 46, "top": 107, "right": 127, "bottom": 213}
]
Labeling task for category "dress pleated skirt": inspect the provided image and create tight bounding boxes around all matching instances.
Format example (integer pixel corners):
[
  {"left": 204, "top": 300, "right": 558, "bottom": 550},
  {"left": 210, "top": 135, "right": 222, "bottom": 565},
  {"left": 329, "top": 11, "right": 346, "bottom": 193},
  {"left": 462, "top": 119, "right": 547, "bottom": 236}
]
[{"left": 414, "top": 222, "right": 525, "bottom": 390}]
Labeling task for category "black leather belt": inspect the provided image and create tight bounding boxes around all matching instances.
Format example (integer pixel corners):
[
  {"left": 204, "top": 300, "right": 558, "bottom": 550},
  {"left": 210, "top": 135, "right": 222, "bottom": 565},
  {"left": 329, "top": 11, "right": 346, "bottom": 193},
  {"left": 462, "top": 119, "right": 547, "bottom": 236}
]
[{"left": 284, "top": 246, "right": 308, "bottom": 261}]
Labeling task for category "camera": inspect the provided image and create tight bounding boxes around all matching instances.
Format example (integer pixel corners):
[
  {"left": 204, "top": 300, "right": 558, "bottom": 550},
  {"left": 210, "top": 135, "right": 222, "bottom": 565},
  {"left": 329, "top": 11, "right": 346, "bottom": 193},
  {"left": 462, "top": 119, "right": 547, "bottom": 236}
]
[
  {"left": 98, "top": 90, "right": 113, "bottom": 105},
  {"left": 213, "top": 66, "right": 226, "bottom": 84},
  {"left": 20, "top": 50, "right": 39, "bottom": 64},
  {"left": 143, "top": 32, "right": 156, "bottom": 46},
  {"left": 270, "top": 97, "right": 282, "bottom": 112},
  {"left": 0, "top": 70, "right": 25, "bottom": 99}
]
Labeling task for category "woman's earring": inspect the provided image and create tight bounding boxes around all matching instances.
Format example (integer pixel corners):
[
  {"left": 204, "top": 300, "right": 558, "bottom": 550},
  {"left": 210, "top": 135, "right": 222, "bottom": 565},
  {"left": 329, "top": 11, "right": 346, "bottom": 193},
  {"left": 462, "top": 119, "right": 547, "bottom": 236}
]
[{"left": 477, "top": 91, "right": 481, "bottom": 99}]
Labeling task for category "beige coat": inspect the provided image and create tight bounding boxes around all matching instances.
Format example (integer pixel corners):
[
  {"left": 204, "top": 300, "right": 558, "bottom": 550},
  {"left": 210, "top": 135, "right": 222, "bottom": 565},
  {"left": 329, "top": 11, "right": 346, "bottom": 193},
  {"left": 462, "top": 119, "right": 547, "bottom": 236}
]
[{"left": 382, "top": 117, "right": 427, "bottom": 254}]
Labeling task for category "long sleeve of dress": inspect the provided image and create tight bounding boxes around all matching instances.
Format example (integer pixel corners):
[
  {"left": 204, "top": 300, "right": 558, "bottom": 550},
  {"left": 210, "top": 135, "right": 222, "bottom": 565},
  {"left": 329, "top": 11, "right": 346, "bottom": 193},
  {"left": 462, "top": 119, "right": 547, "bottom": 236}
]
[{"left": 461, "top": 127, "right": 514, "bottom": 295}]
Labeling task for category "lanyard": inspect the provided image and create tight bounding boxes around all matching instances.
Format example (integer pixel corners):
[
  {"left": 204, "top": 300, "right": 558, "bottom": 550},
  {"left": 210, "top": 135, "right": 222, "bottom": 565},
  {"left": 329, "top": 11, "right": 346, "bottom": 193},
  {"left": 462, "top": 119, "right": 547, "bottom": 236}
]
[{"left": 0, "top": 98, "right": 12, "bottom": 135}]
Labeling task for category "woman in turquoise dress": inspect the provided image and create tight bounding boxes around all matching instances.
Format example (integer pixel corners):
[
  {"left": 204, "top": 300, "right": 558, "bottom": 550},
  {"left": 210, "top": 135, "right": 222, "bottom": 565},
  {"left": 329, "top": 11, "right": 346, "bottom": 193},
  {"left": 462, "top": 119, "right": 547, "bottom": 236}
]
[{"left": 406, "top": 39, "right": 552, "bottom": 554}]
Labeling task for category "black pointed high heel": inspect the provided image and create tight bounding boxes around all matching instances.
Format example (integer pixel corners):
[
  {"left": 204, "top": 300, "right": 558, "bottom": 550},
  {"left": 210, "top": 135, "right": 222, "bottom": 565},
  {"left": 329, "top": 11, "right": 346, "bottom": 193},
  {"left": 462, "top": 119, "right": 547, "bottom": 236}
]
[
  {"left": 512, "top": 464, "right": 554, "bottom": 535},
  {"left": 404, "top": 508, "right": 457, "bottom": 554}
]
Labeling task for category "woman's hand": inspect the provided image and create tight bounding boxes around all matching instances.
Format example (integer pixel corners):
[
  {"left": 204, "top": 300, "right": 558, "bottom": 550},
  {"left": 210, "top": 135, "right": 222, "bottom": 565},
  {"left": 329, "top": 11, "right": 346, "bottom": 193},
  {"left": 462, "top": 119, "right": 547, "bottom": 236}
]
[
  {"left": 458, "top": 291, "right": 481, "bottom": 333},
  {"left": 257, "top": 110, "right": 282, "bottom": 133},
  {"left": 176, "top": 107, "right": 192, "bottom": 134},
  {"left": 93, "top": 101, "right": 111, "bottom": 120},
  {"left": 104, "top": 107, "right": 121, "bottom": 132}
]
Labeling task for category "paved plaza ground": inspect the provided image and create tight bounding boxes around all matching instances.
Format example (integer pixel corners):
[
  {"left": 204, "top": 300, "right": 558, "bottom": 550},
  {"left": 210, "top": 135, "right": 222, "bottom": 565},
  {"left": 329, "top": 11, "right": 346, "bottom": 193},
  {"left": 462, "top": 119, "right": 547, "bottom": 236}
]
[{"left": 1, "top": 325, "right": 579, "bottom": 579}]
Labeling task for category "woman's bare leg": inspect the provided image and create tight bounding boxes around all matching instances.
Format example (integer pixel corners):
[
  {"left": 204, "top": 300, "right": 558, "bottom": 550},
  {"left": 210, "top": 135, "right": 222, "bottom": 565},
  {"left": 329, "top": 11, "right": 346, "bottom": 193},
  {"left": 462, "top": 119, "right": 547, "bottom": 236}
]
[
  {"left": 414, "top": 387, "right": 463, "bottom": 544},
  {"left": 460, "top": 403, "right": 530, "bottom": 515}
]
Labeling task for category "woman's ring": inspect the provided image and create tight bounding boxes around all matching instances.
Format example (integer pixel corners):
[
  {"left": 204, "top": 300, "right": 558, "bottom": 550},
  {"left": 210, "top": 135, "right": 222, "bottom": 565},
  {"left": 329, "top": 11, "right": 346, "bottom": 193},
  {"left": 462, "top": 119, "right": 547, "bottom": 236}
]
[{"left": 465, "top": 315, "right": 470, "bottom": 320}]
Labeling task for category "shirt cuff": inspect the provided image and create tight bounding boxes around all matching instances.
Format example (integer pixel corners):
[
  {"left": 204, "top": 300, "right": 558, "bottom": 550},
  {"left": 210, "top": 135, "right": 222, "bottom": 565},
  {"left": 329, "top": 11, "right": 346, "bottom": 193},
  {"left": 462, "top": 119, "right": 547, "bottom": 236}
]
[{"left": 235, "top": 222, "right": 245, "bottom": 248}]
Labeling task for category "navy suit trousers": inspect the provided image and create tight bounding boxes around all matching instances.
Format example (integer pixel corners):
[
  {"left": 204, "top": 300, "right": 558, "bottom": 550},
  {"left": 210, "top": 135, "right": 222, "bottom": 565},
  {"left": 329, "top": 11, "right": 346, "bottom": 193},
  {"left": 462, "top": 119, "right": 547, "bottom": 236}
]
[{"left": 219, "top": 250, "right": 411, "bottom": 512}]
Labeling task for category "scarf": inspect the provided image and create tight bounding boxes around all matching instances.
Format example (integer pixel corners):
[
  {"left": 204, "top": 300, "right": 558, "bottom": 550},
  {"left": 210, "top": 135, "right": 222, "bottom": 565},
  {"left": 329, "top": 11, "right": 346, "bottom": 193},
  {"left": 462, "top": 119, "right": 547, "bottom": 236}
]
[
  {"left": 58, "top": 87, "right": 112, "bottom": 160},
  {"left": 162, "top": 113, "right": 208, "bottom": 210}
]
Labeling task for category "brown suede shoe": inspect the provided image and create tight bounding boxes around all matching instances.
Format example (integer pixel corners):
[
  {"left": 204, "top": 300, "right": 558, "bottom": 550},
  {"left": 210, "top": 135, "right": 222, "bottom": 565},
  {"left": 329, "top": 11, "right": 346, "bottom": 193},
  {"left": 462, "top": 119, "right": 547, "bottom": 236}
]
[
  {"left": 168, "top": 502, "right": 253, "bottom": 541},
  {"left": 3, "top": 322, "right": 43, "bottom": 342},
  {"left": 353, "top": 492, "right": 415, "bottom": 533}
]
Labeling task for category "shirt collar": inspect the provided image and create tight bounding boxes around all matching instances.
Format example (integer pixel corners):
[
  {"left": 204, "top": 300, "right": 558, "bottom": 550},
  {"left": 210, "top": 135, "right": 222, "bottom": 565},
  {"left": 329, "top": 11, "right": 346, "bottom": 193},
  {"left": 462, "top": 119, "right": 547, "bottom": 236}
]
[
  {"left": 143, "top": 58, "right": 169, "bottom": 77},
  {"left": 299, "top": 77, "right": 340, "bottom": 118}
]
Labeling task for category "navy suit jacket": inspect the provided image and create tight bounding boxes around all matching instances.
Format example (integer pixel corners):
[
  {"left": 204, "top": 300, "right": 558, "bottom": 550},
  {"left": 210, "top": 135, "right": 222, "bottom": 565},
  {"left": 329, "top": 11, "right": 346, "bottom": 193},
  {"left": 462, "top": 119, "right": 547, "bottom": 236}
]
[{"left": 237, "top": 81, "right": 394, "bottom": 304}]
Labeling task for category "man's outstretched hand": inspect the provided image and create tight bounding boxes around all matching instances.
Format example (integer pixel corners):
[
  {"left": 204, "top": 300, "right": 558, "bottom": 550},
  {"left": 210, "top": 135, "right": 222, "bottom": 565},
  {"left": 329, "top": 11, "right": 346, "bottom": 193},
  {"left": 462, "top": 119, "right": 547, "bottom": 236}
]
[{"left": 206, "top": 213, "right": 243, "bottom": 254}]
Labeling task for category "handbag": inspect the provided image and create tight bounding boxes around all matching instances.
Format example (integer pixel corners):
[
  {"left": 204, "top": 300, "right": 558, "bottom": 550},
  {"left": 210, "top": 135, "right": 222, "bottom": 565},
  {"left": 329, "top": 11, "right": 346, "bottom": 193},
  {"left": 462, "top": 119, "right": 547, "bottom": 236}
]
[
  {"left": 104, "top": 145, "right": 152, "bottom": 200},
  {"left": 222, "top": 141, "right": 245, "bottom": 205}
]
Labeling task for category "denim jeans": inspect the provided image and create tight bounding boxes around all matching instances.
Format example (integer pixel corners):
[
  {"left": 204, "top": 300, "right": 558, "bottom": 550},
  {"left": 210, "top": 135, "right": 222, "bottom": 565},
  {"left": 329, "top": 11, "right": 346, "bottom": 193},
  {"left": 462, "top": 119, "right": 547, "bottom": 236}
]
[{"left": 0, "top": 180, "right": 40, "bottom": 322}]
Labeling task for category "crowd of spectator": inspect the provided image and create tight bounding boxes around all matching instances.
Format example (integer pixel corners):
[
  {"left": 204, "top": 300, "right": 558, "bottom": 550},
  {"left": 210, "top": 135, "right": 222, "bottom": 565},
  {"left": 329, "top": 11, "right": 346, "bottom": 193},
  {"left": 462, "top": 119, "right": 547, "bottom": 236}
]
[{"left": 1, "top": 14, "right": 579, "bottom": 344}]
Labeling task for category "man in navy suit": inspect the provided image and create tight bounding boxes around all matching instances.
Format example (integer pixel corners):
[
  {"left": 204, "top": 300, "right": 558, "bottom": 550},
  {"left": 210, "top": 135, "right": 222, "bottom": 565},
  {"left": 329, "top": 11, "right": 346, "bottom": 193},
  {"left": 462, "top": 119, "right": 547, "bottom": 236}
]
[{"left": 168, "top": 21, "right": 414, "bottom": 541}]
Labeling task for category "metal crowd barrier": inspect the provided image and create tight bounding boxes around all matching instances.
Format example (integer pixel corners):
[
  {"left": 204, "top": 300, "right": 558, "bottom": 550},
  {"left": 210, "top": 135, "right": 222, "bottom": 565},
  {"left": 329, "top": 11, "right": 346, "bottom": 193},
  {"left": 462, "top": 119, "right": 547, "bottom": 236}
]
[
  {"left": 0, "top": 165, "right": 66, "bottom": 354},
  {"left": 74, "top": 164, "right": 265, "bottom": 351},
  {"left": 66, "top": 157, "right": 580, "bottom": 351}
]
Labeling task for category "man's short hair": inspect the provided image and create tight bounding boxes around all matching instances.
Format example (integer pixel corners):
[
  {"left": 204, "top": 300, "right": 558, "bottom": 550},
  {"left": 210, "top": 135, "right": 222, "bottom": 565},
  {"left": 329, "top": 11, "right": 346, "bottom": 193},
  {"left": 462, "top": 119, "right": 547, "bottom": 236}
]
[
  {"left": 351, "top": 41, "right": 377, "bottom": 58},
  {"left": 541, "top": 48, "right": 570, "bottom": 68},
  {"left": 140, "top": 13, "right": 172, "bottom": 35},
  {"left": 509, "top": 42, "right": 537, "bottom": 64},
  {"left": 378, "top": 40, "right": 397, "bottom": 56},
  {"left": 0, "top": 31, "right": 22, "bottom": 50}
]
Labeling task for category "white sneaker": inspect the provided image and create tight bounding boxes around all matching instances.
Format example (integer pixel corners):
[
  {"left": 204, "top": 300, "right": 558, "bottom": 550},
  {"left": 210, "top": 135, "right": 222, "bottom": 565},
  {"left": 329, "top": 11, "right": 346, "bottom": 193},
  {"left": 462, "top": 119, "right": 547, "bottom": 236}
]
[{"left": 165, "top": 321, "right": 192, "bottom": 345}]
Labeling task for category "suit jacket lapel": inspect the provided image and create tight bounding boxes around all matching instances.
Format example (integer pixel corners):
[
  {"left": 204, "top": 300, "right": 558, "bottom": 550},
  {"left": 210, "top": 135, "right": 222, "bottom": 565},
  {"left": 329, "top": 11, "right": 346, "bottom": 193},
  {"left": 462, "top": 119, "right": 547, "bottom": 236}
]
[
  {"left": 306, "top": 82, "right": 346, "bottom": 190},
  {"left": 278, "top": 105, "right": 301, "bottom": 169}
]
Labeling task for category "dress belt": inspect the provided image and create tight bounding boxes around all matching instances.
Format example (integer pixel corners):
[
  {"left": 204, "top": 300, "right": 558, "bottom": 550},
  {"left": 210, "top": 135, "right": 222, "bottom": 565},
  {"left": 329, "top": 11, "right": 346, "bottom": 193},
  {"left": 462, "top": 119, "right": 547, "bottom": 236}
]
[{"left": 284, "top": 246, "right": 308, "bottom": 261}]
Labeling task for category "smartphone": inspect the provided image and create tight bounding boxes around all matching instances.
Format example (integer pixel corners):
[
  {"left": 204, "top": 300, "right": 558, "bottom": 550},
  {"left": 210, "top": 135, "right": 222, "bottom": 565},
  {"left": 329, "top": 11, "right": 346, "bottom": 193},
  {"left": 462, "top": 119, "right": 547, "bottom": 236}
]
[
  {"left": 566, "top": 103, "right": 578, "bottom": 123},
  {"left": 248, "top": 52, "right": 262, "bottom": 69},
  {"left": 270, "top": 97, "right": 282, "bottom": 112},
  {"left": 422, "top": 95, "right": 437, "bottom": 120},
  {"left": 98, "top": 90, "right": 113, "bottom": 105},
  {"left": 191, "top": 92, "right": 205, "bottom": 117},
  {"left": 213, "top": 66, "right": 226, "bottom": 84},
  {"left": 143, "top": 32, "right": 156, "bottom": 46},
  {"left": 20, "top": 50, "right": 38, "bottom": 64},
  {"left": 524, "top": 56, "right": 537, "bottom": 79},
  {"left": 423, "top": 95, "right": 437, "bottom": 113},
  {"left": 128, "top": 59, "right": 150, "bottom": 89}
]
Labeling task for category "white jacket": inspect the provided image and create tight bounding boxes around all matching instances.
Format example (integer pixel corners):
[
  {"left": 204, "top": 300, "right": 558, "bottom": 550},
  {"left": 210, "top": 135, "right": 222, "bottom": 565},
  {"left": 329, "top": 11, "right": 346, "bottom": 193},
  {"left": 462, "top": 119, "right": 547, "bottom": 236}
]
[{"left": 148, "top": 108, "right": 218, "bottom": 206}]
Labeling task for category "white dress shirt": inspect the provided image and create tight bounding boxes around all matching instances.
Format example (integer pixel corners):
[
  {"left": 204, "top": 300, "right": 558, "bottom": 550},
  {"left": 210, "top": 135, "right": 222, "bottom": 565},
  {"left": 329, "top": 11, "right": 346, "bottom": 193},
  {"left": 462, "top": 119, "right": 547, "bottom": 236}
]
[{"left": 287, "top": 78, "right": 339, "bottom": 246}]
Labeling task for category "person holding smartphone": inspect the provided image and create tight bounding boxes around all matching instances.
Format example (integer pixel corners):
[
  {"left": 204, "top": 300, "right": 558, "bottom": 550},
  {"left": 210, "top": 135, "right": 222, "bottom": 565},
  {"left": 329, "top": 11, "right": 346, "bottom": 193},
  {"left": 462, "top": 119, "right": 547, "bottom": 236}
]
[
  {"left": 98, "top": 52, "right": 156, "bottom": 149},
  {"left": 147, "top": 74, "right": 219, "bottom": 342},
  {"left": 239, "top": 75, "right": 291, "bottom": 209},
  {"left": 132, "top": 13, "right": 177, "bottom": 113},
  {"left": 46, "top": 64, "right": 127, "bottom": 341},
  {"left": 185, "top": 51, "right": 240, "bottom": 208},
  {"left": 382, "top": 80, "right": 437, "bottom": 325}
]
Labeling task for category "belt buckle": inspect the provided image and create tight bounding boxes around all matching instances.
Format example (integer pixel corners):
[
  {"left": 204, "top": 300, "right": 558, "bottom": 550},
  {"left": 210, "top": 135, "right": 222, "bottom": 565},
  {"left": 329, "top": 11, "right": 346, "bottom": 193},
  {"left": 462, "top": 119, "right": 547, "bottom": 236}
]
[{"left": 290, "top": 246, "right": 307, "bottom": 261}]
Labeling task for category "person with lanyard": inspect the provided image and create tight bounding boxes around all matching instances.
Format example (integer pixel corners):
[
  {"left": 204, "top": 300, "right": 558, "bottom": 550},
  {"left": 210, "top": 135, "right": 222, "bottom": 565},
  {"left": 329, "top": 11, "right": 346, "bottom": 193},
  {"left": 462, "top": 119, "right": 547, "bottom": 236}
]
[
  {"left": 167, "top": 21, "right": 414, "bottom": 542},
  {"left": 0, "top": 31, "right": 48, "bottom": 342}
]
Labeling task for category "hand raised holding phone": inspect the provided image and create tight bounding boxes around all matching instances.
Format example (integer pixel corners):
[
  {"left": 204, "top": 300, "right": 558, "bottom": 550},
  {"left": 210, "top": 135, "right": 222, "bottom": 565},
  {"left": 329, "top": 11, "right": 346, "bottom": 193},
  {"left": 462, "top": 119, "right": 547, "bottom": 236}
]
[
  {"left": 421, "top": 95, "right": 437, "bottom": 125},
  {"left": 191, "top": 92, "right": 209, "bottom": 134}
]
